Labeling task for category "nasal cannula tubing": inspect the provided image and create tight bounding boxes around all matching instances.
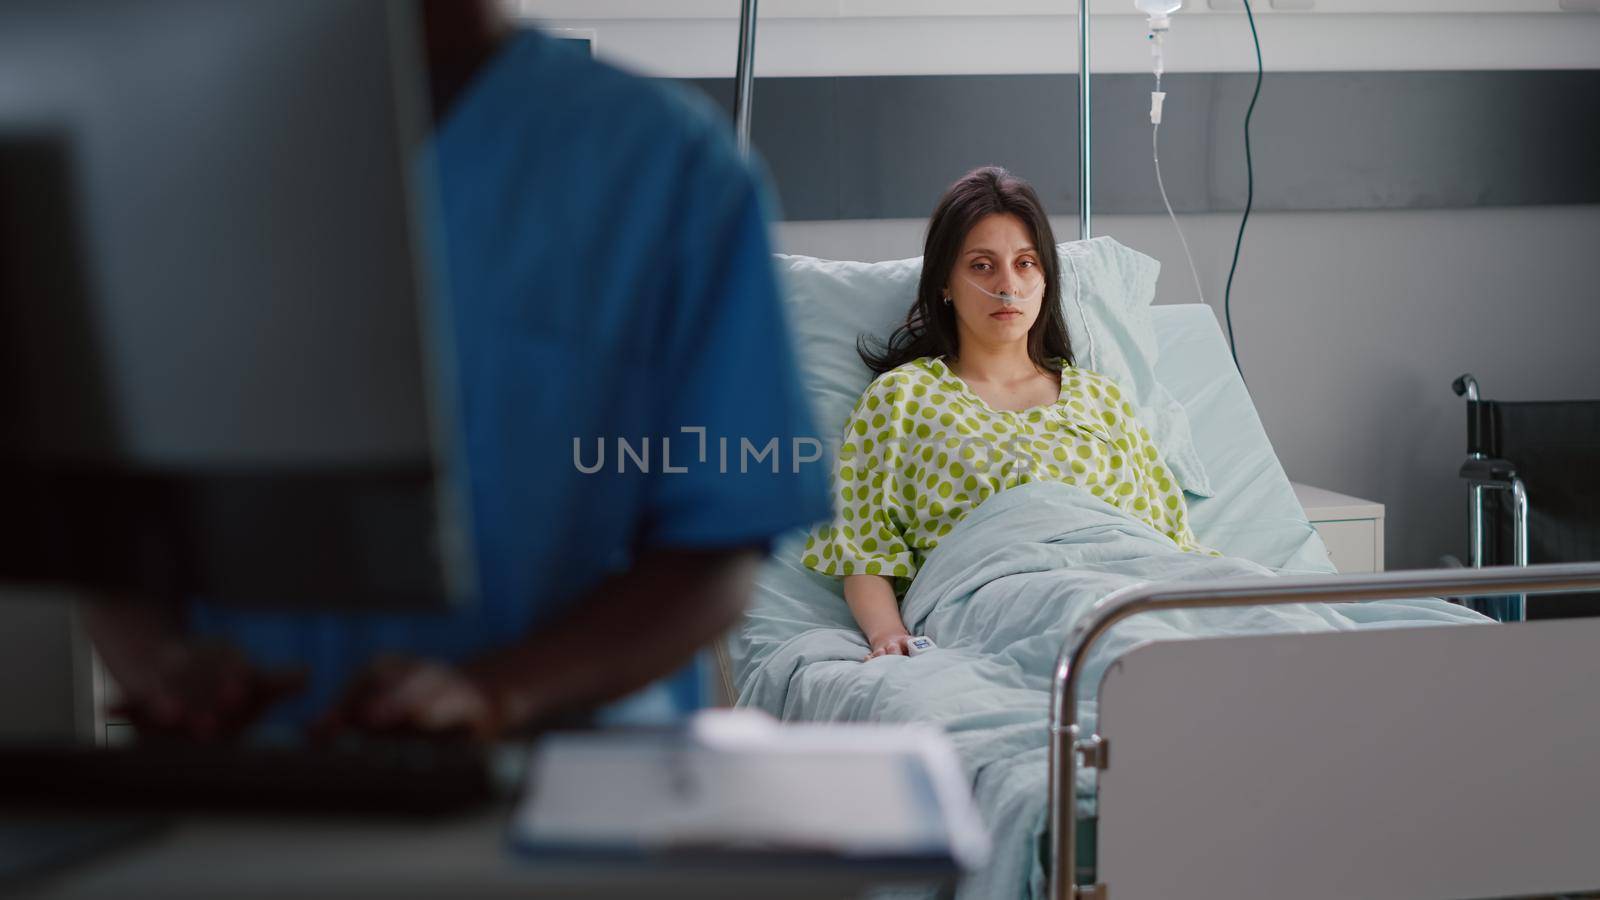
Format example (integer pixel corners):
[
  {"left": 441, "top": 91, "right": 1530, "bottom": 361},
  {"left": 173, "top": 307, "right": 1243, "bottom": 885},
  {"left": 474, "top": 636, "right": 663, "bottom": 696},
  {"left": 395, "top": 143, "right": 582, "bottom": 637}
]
[{"left": 960, "top": 274, "right": 1042, "bottom": 306}]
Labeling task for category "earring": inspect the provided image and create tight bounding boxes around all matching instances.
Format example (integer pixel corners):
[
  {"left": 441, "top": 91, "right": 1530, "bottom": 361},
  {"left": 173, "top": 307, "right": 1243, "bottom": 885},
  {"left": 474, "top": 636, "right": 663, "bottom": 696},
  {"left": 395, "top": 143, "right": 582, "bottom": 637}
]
[{"left": 942, "top": 294, "right": 952, "bottom": 305}]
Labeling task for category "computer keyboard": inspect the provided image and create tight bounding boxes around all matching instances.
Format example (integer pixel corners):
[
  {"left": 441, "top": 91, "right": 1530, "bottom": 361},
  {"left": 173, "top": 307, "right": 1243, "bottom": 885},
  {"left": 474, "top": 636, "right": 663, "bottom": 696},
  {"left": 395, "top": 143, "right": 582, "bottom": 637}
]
[{"left": 0, "top": 740, "right": 499, "bottom": 815}]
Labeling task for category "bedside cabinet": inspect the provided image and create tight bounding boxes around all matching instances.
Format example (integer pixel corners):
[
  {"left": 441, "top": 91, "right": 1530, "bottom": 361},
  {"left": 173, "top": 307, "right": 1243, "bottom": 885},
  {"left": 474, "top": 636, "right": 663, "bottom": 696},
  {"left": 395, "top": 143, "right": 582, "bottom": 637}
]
[{"left": 1292, "top": 483, "right": 1385, "bottom": 574}]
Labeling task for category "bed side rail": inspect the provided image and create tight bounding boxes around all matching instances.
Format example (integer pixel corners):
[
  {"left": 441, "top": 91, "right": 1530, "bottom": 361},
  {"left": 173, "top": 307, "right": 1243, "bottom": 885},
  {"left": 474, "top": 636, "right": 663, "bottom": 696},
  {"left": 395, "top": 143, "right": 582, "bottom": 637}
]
[{"left": 1047, "top": 561, "right": 1600, "bottom": 900}]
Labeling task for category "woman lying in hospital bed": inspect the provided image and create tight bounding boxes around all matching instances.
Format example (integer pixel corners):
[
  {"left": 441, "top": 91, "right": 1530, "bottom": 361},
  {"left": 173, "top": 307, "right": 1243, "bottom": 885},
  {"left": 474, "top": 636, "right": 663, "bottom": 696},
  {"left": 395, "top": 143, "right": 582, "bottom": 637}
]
[
  {"left": 733, "top": 165, "right": 1486, "bottom": 899},
  {"left": 802, "top": 166, "right": 1217, "bottom": 659}
]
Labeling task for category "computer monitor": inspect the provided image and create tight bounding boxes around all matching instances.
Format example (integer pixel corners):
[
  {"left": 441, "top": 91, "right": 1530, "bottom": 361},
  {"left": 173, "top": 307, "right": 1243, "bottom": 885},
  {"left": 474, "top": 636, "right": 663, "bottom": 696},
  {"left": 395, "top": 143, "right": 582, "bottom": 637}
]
[{"left": 0, "top": 0, "right": 474, "bottom": 612}]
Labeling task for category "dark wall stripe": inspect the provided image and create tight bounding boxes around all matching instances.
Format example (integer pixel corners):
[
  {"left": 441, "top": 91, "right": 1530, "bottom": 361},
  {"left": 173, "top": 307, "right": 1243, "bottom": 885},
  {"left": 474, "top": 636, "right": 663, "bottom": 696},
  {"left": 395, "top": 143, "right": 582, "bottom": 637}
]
[{"left": 683, "top": 71, "right": 1600, "bottom": 221}]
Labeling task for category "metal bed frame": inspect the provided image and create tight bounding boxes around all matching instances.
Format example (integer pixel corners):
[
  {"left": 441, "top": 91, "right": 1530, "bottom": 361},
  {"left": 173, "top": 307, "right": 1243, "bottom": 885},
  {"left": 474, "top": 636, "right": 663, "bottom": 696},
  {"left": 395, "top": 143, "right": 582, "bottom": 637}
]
[
  {"left": 725, "top": 6, "right": 1600, "bottom": 898},
  {"left": 1048, "top": 561, "right": 1600, "bottom": 900}
]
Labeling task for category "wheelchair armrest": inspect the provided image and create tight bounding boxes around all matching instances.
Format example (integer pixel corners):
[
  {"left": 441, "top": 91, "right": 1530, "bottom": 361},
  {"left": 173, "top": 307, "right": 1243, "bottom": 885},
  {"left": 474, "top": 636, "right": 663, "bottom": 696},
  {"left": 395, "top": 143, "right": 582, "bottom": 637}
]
[{"left": 1459, "top": 456, "right": 1518, "bottom": 486}]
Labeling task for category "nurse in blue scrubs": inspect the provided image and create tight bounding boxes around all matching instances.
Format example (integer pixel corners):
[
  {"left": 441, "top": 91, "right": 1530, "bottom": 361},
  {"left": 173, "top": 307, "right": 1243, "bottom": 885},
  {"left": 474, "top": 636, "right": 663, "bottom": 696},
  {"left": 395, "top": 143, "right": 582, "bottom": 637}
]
[{"left": 88, "top": 0, "right": 830, "bottom": 740}]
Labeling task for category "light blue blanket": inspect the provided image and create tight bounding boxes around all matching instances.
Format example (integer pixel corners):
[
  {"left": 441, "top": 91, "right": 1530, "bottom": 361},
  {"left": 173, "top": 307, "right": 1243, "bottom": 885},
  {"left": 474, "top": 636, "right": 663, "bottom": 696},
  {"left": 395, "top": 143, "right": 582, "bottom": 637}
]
[{"left": 737, "top": 481, "right": 1486, "bottom": 900}]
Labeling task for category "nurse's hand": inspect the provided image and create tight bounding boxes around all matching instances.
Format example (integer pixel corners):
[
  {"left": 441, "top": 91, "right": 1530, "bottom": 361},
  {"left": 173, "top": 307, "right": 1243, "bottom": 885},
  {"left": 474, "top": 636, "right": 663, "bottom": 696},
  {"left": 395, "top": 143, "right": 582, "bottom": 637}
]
[
  {"left": 312, "top": 656, "right": 500, "bottom": 742},
  {"left": 109, "top": 639, "right": 307, "bottom": 742},
  {"left": 865, "top": 632, "right": 917, "bottom": 660}
]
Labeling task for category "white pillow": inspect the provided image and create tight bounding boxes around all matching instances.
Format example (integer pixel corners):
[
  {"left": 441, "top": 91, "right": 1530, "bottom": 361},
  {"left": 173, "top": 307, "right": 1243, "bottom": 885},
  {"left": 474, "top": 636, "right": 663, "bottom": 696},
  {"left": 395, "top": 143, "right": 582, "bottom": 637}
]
[
  {"left": 1057, "top": 237, "right": 1214, "bottom": 497},
  {"left": 774, "top": 236, "right": 1215, "bottom": 498}
]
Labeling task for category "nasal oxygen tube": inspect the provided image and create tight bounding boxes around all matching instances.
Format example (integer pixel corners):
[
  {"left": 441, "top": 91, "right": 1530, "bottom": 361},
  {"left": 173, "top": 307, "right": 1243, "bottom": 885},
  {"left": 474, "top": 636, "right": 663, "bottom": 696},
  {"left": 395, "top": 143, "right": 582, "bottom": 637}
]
[
  {"left": 960, "top": 275, "right": 1041, "bottom": 306},
  {"left": 1136, "top": 0, "right": 1207, "bottom": 310}
]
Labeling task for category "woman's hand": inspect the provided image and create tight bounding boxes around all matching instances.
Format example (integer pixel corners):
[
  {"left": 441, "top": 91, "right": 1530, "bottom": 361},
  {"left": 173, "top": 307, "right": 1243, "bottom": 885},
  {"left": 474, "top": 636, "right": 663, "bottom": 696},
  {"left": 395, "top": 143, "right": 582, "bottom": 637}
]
[
  {"left": 865, "top": 631, "right": 917, "bottom": 661},
  {"left": 844, "top": 574, "right": 916, "bottom": 662}
]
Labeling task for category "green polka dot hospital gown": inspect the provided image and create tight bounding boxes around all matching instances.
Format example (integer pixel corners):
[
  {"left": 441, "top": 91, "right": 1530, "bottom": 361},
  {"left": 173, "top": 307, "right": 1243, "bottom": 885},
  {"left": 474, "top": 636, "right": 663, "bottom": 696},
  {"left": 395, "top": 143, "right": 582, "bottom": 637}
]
[{"left": 803, "top": 357, "right": 1211, "bottom": 592}]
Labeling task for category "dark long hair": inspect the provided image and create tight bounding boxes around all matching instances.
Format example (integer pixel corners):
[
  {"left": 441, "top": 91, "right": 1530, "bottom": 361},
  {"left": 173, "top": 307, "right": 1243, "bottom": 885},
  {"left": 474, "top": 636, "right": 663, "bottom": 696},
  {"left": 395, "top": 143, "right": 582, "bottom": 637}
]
[{"left": 858, "top": 166, "right": 1073, "bottom": 375}]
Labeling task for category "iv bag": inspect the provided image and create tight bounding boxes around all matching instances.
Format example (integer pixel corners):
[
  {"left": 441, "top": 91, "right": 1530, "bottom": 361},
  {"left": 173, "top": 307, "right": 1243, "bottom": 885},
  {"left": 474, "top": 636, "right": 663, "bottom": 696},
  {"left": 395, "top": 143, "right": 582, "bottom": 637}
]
[{"left": 1134, "top": 0, "right": 1182, "bottom": 14}]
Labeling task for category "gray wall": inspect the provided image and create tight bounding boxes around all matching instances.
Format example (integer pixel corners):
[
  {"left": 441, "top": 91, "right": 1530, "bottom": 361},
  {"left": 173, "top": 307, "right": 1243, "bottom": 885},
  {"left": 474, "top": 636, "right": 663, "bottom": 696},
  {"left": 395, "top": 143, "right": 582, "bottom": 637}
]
[
  {"left": 776, "top": 206, "right": 1600, "bottom": 571},
  {"left": 692, "top": 71, "right": 1600, "bottom": 218}
]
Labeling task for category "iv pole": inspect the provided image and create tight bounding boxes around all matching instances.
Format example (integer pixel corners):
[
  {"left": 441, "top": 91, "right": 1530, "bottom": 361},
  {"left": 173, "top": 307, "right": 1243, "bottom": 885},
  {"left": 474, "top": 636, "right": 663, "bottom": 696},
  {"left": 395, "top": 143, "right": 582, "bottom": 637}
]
[
  {"left": 1078, "top": 0, "right": 1091, "bottom": 239},
  {"left": 733, "top": 0, "right": 759, "bottom": 158},
  {"left": 730, "top": 0, "right": 1091, "bottom": 241}
]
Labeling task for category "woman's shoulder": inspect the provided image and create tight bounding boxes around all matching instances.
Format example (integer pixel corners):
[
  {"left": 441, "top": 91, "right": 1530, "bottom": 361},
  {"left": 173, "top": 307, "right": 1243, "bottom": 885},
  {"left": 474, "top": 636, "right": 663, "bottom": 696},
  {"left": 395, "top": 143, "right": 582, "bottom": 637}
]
[
  {"left": 1060, "top": 364, "right": 1142, "bottom": 425},
  {"left": 1060, "top": 363, "right": 1125, "bottom": 395},
  {"left": 862, "top": 358, "right": 941, "bottom": 397}
]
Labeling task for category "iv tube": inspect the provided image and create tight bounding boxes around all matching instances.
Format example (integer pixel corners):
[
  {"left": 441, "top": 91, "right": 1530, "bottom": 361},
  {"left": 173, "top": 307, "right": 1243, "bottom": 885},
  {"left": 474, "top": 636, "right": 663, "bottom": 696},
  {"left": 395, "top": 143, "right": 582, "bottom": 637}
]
[
  {"left": 1154, "top": 121, "right": 1205, "bottom": 308},
  {"left": 1140, "top": 3, "right": 1207, "bottom": 309}
]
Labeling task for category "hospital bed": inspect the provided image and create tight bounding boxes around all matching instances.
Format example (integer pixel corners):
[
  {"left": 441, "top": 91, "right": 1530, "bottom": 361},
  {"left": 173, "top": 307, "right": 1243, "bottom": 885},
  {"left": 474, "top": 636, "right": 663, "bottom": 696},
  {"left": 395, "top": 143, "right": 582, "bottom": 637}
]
[
  {"left": 717, "top": 302, "right": 1600, "bottom": 900},
  {"left": 714, "top": 3, "right": 1600, "bottom": 897}
]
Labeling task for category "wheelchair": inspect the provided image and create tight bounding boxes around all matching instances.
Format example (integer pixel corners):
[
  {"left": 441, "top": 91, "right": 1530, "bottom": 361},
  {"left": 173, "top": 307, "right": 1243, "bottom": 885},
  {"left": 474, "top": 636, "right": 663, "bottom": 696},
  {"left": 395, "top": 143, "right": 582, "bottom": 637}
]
[{"left": 1452, "top": 374, "right": 1600, "bottom": 622}]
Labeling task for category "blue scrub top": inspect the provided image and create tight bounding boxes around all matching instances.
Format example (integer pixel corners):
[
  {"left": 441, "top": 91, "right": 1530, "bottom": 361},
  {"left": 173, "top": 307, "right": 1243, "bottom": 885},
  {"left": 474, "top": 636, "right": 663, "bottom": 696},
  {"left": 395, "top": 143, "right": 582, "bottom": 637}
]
[{"left": 190, "top": 30, "right": 831, "bottom": 728}]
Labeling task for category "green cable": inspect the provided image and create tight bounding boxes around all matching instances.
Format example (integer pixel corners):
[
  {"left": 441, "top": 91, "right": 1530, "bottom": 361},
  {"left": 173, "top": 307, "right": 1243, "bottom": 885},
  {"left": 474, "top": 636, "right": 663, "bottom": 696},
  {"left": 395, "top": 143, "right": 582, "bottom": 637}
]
[{"left": 1222, "top": 0, "right": 1263, "bottom": 382}]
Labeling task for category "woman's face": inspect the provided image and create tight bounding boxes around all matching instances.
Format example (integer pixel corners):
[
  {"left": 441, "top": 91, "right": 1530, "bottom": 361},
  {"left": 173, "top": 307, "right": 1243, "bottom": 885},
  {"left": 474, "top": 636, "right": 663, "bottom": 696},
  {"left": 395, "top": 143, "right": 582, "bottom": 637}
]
[{"left": 945, "top": 213, "right": 1045, "bottom": 355}]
